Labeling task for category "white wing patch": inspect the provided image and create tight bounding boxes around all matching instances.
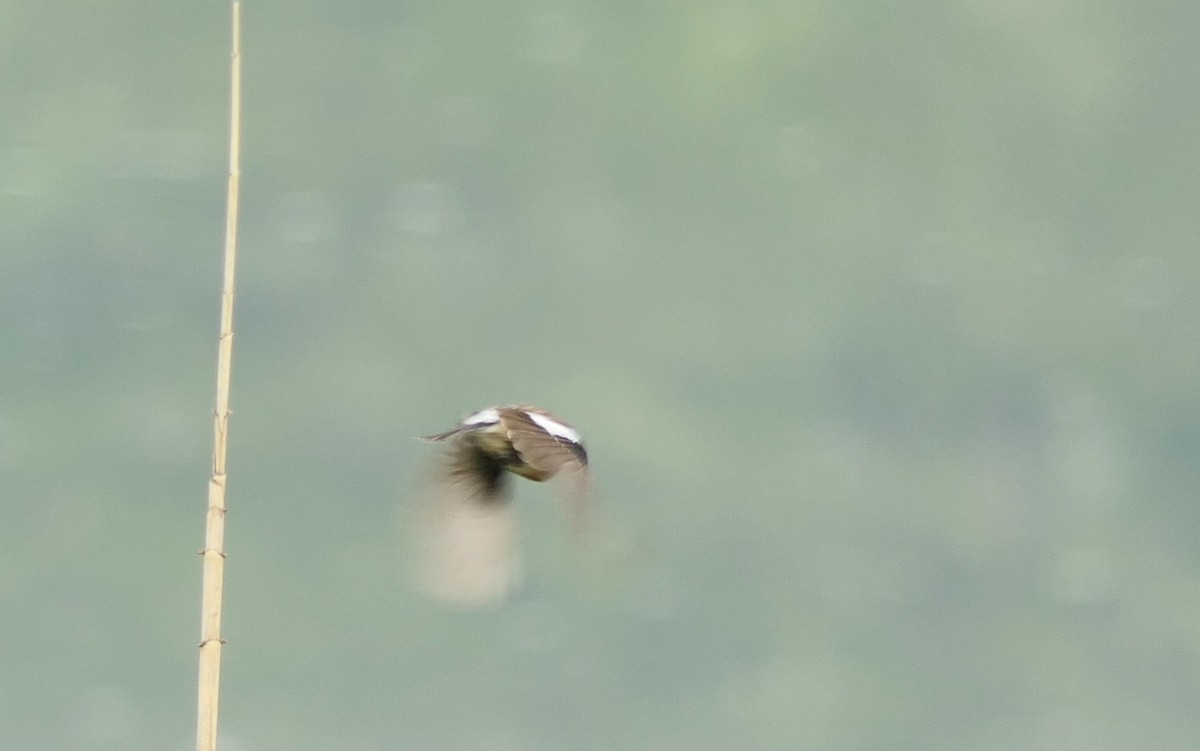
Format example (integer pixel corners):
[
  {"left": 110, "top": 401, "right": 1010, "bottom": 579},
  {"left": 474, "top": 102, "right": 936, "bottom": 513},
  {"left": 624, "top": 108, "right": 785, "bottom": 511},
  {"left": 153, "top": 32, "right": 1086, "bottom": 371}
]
[
  {"left": 463, "top": 407, "right": 501, "bottom": 426},
  {"left": 525, "top": 411, "right": 582, "bottom": 444}
]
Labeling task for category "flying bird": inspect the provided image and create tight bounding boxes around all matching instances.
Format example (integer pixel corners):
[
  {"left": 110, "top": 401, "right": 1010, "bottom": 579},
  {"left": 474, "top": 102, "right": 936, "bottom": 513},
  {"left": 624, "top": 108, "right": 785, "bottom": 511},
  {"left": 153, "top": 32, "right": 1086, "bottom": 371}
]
[{"left": 412, "top": 405, "right": 590, "bottom": 607}]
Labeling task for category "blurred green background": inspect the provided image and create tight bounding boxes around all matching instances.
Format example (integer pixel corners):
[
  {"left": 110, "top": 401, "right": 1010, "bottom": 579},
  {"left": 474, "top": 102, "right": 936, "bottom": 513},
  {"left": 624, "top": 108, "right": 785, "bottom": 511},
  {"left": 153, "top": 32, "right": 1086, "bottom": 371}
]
[{"left": 3, "top": 1, "right": 1199, "bottom": 749}]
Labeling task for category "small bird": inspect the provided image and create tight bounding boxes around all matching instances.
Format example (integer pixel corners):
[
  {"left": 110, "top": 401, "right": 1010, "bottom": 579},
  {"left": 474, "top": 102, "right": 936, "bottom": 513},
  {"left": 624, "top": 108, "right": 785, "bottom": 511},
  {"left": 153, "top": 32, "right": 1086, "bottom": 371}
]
[{"left": 412, "top": 405, "right": 590, "bottom": 607}]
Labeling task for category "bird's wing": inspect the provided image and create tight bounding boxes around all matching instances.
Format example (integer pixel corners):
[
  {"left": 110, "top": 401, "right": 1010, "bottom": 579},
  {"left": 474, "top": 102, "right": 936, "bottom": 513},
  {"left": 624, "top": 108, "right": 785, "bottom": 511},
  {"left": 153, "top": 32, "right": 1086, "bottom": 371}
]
[
  {"left": 411, "top": 442, "right": 520, "bottom": 608},
  {"left": 500, "top": 409, "right": 588, "bottom": 476},
  {"left": 501, "top": 409, "right": 592, "bottom": 536}
]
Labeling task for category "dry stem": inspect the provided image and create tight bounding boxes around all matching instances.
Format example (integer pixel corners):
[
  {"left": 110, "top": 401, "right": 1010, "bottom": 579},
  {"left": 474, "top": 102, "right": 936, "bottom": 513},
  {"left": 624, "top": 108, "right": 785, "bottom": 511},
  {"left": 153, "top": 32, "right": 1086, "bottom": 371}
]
[{"left": 196, "top": 2, "right": 241, "bottom": 750}]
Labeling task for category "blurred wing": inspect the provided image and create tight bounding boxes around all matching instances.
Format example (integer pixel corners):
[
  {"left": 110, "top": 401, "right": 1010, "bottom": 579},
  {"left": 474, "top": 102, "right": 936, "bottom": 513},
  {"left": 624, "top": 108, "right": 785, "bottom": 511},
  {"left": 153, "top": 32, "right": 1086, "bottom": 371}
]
[
  {"left": 411, "top": 446, "right": 520, "bottom": 608},
  {"left": 552, "top": 463, "right": 593, "bottom": 541}
]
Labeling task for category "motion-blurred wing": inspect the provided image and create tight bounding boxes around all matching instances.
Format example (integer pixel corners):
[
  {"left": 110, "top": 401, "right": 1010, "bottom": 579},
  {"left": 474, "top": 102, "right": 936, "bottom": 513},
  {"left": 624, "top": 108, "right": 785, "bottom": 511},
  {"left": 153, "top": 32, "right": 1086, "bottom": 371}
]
[{"left": 412, "top": 443, "right": 520, "bottom": 608}]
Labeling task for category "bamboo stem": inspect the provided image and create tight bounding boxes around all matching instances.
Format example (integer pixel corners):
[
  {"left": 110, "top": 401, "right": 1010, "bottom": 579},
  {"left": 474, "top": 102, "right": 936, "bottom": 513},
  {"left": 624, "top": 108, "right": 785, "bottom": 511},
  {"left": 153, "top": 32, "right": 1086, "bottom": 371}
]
[{"left": 196, "top": 2, "right": 241, "bottom": 750}]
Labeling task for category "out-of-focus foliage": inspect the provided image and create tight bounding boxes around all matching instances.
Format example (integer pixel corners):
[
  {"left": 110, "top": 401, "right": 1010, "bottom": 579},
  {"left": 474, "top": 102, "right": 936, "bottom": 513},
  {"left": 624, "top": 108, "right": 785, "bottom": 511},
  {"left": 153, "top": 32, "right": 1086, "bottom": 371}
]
[{"left": 2, "top": 1, "right": 1198, "bottom": 749}]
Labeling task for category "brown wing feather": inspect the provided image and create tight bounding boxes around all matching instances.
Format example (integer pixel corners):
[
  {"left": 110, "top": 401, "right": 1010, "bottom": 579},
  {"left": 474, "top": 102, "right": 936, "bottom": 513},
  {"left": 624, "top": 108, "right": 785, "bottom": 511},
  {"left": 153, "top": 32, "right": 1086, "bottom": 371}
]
[
  {"left": 499, "top": 409, "right": 587, "bottom": 477},
  {"left": 498, "top": 408, "right": 592, "bottom": 538}
]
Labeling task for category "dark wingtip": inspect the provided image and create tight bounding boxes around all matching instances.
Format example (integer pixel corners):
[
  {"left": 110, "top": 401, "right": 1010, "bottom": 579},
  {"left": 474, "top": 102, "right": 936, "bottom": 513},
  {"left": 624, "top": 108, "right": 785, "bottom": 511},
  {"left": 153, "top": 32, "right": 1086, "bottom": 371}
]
[{"left": 567, "top": 441, "right": 588, "bottom": 466}]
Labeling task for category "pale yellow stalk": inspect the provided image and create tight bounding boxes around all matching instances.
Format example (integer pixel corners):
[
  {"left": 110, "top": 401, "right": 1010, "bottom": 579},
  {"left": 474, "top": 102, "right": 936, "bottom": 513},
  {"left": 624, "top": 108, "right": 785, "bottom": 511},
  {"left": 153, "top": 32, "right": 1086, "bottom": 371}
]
[{"left": 196, "top": 3, "right": 241, "bottom": 750}]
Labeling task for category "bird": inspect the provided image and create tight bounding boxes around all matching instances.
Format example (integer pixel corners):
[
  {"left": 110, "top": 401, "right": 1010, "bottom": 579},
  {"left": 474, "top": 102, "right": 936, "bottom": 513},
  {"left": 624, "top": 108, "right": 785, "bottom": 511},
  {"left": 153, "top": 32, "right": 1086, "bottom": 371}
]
[{"left": 411, "top": 405, "right": 590, "bottom": 607}]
